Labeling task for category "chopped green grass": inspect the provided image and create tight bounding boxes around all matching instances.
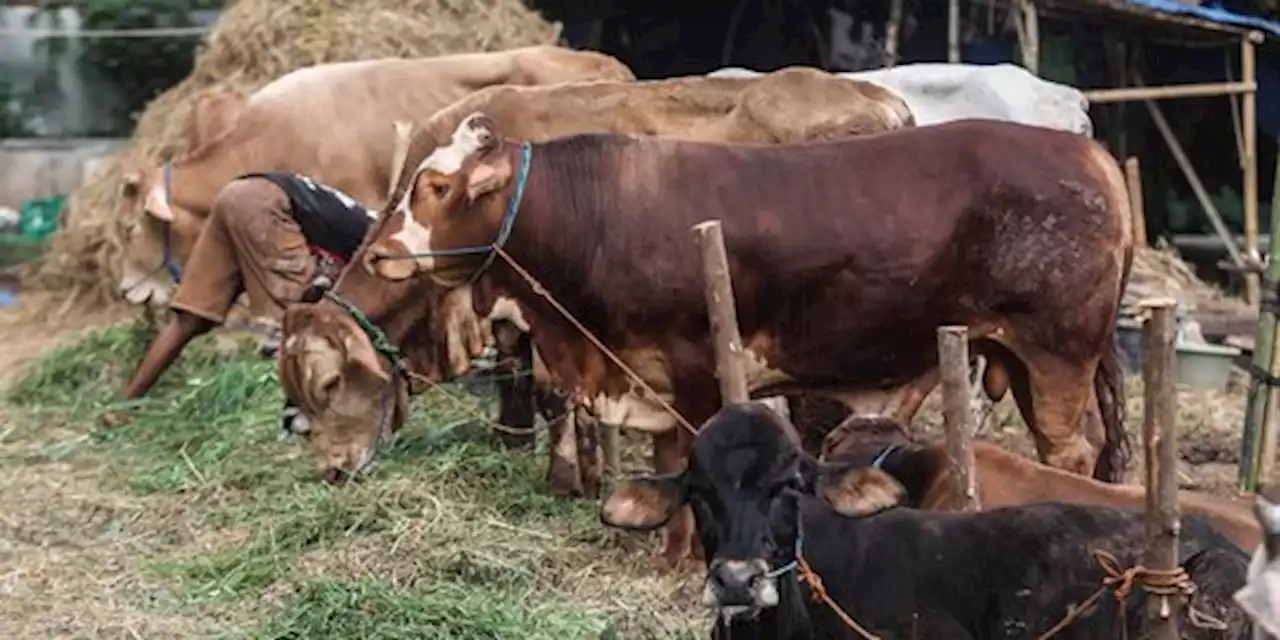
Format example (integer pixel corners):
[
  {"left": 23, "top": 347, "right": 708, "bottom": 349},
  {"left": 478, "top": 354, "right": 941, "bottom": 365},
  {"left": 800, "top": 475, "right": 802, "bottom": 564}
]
[{"left": 1, "top": 320, "right": 704, "bottom": 638}]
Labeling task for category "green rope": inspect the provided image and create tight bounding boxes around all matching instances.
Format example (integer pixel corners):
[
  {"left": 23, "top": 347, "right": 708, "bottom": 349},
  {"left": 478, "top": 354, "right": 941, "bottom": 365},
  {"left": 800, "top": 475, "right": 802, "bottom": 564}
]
[{"left": 322, "top": 290, "right": 401, "bottom": 364}]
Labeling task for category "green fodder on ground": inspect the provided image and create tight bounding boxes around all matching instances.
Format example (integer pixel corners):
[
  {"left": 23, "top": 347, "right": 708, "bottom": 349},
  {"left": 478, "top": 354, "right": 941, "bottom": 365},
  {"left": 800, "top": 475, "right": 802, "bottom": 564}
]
[{"left": 0, "top": 321, "right": 705, "bottom": 639}]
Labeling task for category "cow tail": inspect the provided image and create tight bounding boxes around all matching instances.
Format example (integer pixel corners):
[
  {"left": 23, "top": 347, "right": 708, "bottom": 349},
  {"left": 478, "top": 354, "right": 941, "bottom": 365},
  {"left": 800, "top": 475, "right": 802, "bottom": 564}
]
[{"left": 1093, "top": 242, "right": 1134, "bottom": 483}]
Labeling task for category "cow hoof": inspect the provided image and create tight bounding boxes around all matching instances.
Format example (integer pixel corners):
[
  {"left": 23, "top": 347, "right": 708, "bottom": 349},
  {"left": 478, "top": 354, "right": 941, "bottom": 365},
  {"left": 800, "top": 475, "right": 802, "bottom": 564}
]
[{"left": 494, "top": 428, "right": 536, "bottom": 450}]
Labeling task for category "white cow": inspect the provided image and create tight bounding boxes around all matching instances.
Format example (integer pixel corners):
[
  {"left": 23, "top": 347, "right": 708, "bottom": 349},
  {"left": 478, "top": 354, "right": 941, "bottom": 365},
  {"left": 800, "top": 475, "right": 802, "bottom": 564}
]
[
  {"left": 709, "top": 62, "right": 1093, "bottom": 138},
  {"left": 1239, "top": 495, "right": 1280, "bottom": 639}
]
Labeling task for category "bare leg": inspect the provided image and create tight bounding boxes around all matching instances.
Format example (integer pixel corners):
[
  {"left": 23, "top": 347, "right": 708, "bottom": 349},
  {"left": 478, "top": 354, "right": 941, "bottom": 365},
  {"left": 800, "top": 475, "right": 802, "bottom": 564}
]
[{"left": 103, "top": 311, "right": 214, "bottom": 427}]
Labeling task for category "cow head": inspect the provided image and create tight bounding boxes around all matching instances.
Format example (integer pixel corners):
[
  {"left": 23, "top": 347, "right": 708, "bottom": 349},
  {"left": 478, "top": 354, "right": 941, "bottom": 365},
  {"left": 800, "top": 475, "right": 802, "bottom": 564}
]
[
  {"left": 818, "top": 414, "right": 913, "bottom": 464},
  {"left": 600, "top": 403, "right": 907, "bottom": 623},
  {"left": 1238, "top": 493, "right": 1280, "bottom": 636},
  {"left": 368, "top": 112, "right": 517, "bottom": 288},
  {"left": 116, "top": 165, "right": 201, "bottom": 307},
  {"left": 278, "top": 301, "right": 411, "bottom": 484}
]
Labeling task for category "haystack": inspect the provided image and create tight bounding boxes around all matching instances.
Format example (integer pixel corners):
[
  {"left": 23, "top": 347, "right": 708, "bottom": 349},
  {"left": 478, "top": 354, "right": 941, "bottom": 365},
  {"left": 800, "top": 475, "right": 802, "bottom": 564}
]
[
  {"left": 1125, "top": 244, "right": 1253, "bottom": 317},
  {"left": 22, "top": 0, "right": 560, "bottom": 313}
]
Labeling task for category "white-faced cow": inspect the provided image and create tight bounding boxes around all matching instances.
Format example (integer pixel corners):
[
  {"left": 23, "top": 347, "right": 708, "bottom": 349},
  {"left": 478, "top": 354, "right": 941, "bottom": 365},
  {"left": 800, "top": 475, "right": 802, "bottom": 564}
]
[
  {"left": 278, "top": 67, "right": 919, "bottom": 490},
  {"left": 363, "top": 113, "right": 1133, "bottom": 567}
]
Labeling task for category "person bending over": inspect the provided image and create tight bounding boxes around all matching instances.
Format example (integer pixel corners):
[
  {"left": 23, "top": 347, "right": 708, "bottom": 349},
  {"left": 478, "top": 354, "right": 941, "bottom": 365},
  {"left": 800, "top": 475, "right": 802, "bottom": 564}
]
[{"left": 108, "top": 172, "right": 376, "bottom": 419}]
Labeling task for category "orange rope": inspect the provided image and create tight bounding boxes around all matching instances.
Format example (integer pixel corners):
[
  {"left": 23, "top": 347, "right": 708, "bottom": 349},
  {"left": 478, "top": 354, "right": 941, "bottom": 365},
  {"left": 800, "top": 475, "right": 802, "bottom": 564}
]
[
  {"left": 1035, "top": 548, "right": 1195, "bottom": 639},
  {"left": 495, "top": 247, "right": 699, "bottom": 436},
  {"left": 797, "top": 555, "right": 882, "bottom": 640}
]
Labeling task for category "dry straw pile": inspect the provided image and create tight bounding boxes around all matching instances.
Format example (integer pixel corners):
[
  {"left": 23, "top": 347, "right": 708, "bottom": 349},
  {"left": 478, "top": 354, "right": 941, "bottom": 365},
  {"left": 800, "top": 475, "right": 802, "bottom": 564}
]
[{"left": 24, "top": 0, "right": 560, "bottom": 312}]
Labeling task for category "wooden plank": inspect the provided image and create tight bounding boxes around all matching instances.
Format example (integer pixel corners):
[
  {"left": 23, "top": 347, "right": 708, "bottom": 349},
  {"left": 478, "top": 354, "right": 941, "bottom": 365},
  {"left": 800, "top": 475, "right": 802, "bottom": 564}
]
[
  {"left": 693, "top": 220, "right": 750, "bottom": 405},
  {"left": 1125, "top": 156, "right": 1148, "bottom": 248},
  {"left": 938, "top": 325, "right": 980, "bottom": 511},
  {"left": 1140, "top": 297, "right": 1181, "bottom": 639}
]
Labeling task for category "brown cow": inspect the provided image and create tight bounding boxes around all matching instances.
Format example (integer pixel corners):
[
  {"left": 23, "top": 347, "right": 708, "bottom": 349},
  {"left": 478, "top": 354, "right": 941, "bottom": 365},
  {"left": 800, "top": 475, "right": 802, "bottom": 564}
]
[
  {"left": 821, "top": 415, "right": 1261, "bottom": 551},
  {"left": 280, "top": 67, "right": 917, "bottom": 490},
  {"left": 365, "top": 114, "right": 1133, "bottom": 568},
  {"left": 115, "top": 45, "right": 634, "bottom": 309}
]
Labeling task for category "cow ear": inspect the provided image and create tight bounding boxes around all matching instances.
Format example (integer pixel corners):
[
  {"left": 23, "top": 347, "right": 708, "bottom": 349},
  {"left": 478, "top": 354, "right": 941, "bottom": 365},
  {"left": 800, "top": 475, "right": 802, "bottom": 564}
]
[
  {"left": 817, "top": 466, "right": 905, "bottom": 517},
  {"left": 600, "top": 473, "right": 686, "bottom": 531},
  {"left": 465, "top": 156, "right": 510, "bottom": 202}
]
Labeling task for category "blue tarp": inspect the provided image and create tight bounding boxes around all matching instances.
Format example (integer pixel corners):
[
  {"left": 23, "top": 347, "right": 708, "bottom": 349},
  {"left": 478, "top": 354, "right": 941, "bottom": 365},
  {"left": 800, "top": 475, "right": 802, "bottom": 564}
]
[{"left": 1124, "top": 0, "right": 1280, "bottom": 37}]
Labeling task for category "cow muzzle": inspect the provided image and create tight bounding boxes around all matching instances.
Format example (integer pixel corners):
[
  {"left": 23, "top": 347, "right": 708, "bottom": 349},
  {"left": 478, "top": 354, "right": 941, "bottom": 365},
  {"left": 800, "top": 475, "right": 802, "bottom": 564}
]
[{"left": 704, "top": 558, "right": 779, "bottom": 620}]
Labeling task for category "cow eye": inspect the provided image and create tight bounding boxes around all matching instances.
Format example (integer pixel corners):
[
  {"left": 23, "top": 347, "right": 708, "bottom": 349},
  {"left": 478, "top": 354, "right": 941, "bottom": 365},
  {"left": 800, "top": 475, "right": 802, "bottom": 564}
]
[{"left": 431, "top": 183, "right": 448, "bottom": 199}]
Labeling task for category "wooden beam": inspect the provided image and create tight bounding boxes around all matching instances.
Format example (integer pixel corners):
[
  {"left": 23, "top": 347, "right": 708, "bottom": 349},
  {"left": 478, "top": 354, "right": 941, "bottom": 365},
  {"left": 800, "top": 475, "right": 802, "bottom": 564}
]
[
  {"left": 1125, "top": 157, "right": 1148, "bottom": 248},
  {"left": 1139, "top": 79, "right": 1251, "bottom": 274},
  {"left": 939, "top": 325, "right": 980, "bottom": 512},
  {"left": 1140, "top": 297, "right": 1181, "bottom": 639},
  {"left": 1084, "top": 81, "right": 1255, "bottom": 104},
  {"left": 1242, "top": 36, "right": 1261, "bottom": 306},
  {"left": 693, "top": 220, "right": 750, "bottom": 404}
]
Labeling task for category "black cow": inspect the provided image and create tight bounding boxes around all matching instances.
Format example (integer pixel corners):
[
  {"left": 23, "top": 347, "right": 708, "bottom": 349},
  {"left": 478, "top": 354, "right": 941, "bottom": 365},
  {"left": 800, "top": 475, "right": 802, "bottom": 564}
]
[{"left": 600, "top": 402, "right": 1252, "bottom": 639}]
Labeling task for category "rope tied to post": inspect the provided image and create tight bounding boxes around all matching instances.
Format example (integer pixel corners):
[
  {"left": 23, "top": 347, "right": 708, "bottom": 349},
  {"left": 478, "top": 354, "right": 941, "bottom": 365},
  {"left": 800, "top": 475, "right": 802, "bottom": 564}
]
[{"left": 1035, "top": 548, "right": 1216, "bottom": 639}]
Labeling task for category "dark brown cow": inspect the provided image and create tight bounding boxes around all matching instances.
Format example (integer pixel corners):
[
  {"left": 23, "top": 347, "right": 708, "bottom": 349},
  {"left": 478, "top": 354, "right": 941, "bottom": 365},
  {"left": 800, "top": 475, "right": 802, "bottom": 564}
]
[
  {"left": 821, "top": 415, "right": 1261, "bottom": 551},
  {"left": 366, "top": 114, "right": 1134, "bottom": 568}
]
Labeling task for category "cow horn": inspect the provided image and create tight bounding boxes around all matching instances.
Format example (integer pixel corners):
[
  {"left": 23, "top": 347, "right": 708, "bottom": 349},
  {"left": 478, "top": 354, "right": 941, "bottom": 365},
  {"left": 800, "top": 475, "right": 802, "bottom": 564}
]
[{"left": 301, "top": 275, "right": 333, "bottom": 303}]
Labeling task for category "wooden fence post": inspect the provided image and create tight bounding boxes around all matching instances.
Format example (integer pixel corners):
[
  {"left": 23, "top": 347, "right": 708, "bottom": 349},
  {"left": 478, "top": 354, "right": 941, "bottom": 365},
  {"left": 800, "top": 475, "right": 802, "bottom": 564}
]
[
  {"left": 938, "top": 325, "right": 980, "bottom": 511},
  {"left": 693, "top": 220, "right": 750, "bottom": 405},
  {"left": 1141, "top": 297, "right": 1181, "bottom": 640},
  {"left": 1124, "top": 157, "right": 1148, "bottom": 249}
]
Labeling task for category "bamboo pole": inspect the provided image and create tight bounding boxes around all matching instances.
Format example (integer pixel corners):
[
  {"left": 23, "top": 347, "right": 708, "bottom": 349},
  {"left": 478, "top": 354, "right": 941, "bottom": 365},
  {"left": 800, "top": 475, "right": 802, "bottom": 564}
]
[
  {"left": 1018, "top": 0, "right": 1039, "bottom": 74},
  {"left": 1243, "top": 35, "right": 1261, "bottom": 306},
  {"left": 693, "top": 220, "right": 750, "bottom": 405},
  {"left": 1139, "top": 82, "right": 1250, "bottom": 272},
  {"left": 885, "top": 0, "right": 903, "bottom": 65},
  {"left": 1140, "top": 297, "right": 1181, "bottom": 640},
  {"left": 939, "top": 325, "right": 980, "bottom": 511},
  {"left": 1084, "top": 81, "right": 1255, "bottom": 104},
  {"left": 948, "top": 0, "right": 961, "bottom": 63},
  {"left": 1241, "top": 143, "right": 1280, "bottom": 493},
  {"left": 1125, "top": 157, "right": 1148, "bottom": 248}
]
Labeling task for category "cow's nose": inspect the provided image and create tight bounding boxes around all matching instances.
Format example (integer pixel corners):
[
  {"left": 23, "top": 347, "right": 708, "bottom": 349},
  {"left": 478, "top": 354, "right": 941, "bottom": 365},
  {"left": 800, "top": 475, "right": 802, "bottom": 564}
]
[
  {"left": 709, "top": 558, "right": 766, "bottom": 605},
  {"left": 321, "top": 467, "right": 350, "bottom": 485}
]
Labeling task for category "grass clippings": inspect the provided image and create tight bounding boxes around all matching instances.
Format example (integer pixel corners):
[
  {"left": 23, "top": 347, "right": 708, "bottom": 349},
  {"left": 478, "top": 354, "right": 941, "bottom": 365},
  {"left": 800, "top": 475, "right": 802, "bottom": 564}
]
[{"left": 0, "top": 321, "right": 705, "bottom": 638}]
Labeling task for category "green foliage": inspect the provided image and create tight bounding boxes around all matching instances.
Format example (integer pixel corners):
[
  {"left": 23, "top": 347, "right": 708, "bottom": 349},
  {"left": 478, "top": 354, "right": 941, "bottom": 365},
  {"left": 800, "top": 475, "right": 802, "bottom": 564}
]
[
  {"left": 0, "top": 79, "right": 40, "bottom": 137},
  {"left": 76, "top": 0, "right": 204, "bottom": 130}
]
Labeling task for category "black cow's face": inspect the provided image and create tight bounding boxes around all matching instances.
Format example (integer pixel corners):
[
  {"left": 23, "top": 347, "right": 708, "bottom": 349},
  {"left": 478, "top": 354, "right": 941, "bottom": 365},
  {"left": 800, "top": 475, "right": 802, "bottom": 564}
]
[{"left": 600, "top": 403, "right": 908, "bottom": 622}]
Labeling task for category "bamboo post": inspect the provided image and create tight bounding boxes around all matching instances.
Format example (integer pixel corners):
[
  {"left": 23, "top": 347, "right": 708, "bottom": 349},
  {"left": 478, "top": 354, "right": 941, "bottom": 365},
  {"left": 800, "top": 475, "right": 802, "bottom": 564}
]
[
  {"left": 939, "top": 325, "right": 980, "bottom": 511},
  {"left": 1124, "top": 157, "right": 1148, "bottom": 248},
  {"left": 948, "top": 0, "right": 960, "bottom": 63},
  {"left": 1016, "top": 0, "right": 1039, "bottom": 75},
  {"left": 885, "top": 0, "right": 903, "bottom": 66},
  {"left": 1241, "top": 142, "right": 1280, "bottom": 493},
  {"left": 1139, "top": 82, "right": 1250, "bottom": 273},
  {"left": 1243, "top": 35, "right": 1261, "bottom": 306},
  {"left": 1140, "top": 297, "right": 1181, "bottom": 639},
  {"left": 693, "top": 220, "right": 750, "bottom": 405}
]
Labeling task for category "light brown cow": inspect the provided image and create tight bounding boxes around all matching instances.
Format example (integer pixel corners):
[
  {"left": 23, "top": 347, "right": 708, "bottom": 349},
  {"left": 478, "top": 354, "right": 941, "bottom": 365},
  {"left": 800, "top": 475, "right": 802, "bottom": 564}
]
[
  {"left": 279, "top": 67, "right": 917, "bottom": 488},
  {"left": 821, "top": 415, "right": 1260, "bottom": 551},
  {"left": 115, "top": 45, "right": 634, "bottom": 308}
]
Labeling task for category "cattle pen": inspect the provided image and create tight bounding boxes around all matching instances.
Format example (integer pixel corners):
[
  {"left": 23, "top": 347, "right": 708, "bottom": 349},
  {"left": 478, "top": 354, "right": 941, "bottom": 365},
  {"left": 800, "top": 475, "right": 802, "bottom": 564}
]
[{"left": 7, "top": 0, "right": 1280, "bottom": 636}]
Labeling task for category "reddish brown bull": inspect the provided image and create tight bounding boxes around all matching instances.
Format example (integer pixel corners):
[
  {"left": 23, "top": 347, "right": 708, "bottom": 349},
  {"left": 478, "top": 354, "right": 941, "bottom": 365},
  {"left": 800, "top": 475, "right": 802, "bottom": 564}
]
[
  {"left": 821, "top": 415, "right": 1260, "bottom": 551},
  {"left": 366, "top": 114, "right": 1133, "bottom": 568}
]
